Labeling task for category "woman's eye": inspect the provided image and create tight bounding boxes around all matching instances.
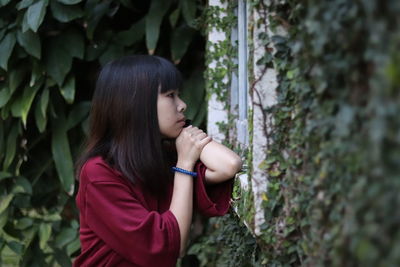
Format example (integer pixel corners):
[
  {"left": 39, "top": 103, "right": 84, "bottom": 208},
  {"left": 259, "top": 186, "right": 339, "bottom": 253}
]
[{"left": 167, "top": 92, "right": 174, "bottom": 97}]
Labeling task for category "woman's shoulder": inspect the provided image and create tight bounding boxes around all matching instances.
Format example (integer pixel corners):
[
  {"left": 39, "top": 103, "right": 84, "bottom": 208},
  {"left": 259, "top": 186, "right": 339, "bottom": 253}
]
[{"left": 80, "top": 156, "right": 124, "bottom": 184}]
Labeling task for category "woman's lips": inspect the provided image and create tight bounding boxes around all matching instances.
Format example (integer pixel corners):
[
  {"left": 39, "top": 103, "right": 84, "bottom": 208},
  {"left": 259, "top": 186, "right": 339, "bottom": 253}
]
[{"left": 177, "top": 117, "right": 186, "bottom": 123}]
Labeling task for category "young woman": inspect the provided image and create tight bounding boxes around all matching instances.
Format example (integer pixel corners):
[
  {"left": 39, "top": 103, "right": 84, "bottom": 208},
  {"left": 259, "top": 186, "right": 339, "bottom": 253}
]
[{"left": 74, "top": 55, "right": 242, "bottom": 267}]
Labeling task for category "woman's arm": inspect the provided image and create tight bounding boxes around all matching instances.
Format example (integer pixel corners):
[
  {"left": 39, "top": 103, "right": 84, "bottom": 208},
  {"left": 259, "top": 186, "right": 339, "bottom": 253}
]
[
  {"left": 169, "top": 126, "right": 212, "bottom": 257},
  {"left": 200, "top": 141, "right": 242, "bottom": 184},
  {"left": 169, "top": 160, "right": 194, "bottom": 257}
]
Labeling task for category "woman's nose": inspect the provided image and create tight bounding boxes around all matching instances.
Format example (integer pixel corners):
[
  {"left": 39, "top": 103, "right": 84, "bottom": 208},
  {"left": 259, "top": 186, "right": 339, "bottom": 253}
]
[{"left": 178, "top": 98, "right": 187, "bottom": 112}]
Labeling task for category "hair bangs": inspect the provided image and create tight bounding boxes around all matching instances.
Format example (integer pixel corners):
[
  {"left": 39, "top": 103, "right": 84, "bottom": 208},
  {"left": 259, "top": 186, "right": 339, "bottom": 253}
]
[{"left": 156, "top": 57, "right": 183, "bottom": 93}]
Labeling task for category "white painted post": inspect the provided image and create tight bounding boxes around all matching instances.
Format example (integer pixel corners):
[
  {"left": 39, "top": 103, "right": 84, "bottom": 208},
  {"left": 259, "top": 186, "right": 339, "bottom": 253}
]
[
  {"left": 251, "top": 6, "right": 279, "bottom": 236},
  {"left": 207, "top": 0, "right": 229, "bottom": 143}
]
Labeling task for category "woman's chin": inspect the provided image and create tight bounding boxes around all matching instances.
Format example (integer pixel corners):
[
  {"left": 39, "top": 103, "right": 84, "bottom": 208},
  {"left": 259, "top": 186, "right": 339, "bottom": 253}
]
[{"left": 161, "top": 130, "right": 180, "bottom": 139}]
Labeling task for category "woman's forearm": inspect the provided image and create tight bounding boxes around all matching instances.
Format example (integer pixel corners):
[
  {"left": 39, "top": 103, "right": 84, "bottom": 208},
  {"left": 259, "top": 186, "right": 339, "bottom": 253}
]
[
  {"left": 199, "top": 141, "right": 242, "bottom": 184},
  {"left": 169, "top": 160, "right": 194, "bottom": 257}
]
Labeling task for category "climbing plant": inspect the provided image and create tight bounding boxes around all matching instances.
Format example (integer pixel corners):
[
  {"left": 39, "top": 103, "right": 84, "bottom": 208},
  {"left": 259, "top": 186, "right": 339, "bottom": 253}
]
[
  {"left": 190, "top": 0, "right": 400, "bottom": 266},
  {"left": 0, "top": 0, "right": 206, "bottom": 265}
]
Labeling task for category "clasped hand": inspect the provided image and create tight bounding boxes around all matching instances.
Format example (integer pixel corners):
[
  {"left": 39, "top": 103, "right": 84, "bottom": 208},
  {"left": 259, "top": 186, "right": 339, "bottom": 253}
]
[{"left": 175, "top": 126, "right": 212, "bottom": 165}]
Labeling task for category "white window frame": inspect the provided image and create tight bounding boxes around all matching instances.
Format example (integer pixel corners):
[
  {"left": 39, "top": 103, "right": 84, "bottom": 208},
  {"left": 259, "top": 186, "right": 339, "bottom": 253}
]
[{"left": 236, "top": 0, "right": 249, "bottom": 146}]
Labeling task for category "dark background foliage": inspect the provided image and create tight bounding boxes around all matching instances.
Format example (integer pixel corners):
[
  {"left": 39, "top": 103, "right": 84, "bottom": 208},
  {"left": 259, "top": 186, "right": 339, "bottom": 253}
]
[{"left": 0, "top": 0, "right": 206, "bottom": 265}]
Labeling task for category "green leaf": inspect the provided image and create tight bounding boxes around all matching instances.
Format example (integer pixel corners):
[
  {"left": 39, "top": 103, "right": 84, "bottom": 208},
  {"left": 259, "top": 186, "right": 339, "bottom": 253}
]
[
  {"left": 0, "top": 172, "right": 12, "bottom": 180},
  {"left": 119, "top": 0, "right": 134, "bottom": 9},
  {"left": 192, "top": 100, "right": 206, "bottom": 127},
  {"left": 0, "top": 0, "right": 11, "bottom": 7},
  {"left": 50, "top": 1, "right": 84, "bottom": 23},
  {"left": 13, "top": 195, "right": 31, "bottom": 209},
  {"left": 66, "top": 238, "right": 80, "bottom": 256},
  {"left": 42, "top": 212, "right": 61, "bottom": 222},
  {"left": 0, "top": 28, "right": 5, "bottom": 41},
  {"left": 145, "top": 0, "right": 171, "bottom": 54},
  {"left": 15, "top": 217, "right": 33, "bottom": 230},
  {"left": 40, "top": 88, "right": 49, "bottom": 117},
  {"left": 0, "top": 124, "right": 3, "bottom": 163},
  {"left": 270, "top": 169, "right": 281, "bottom": 177},
  {"left": 170, "top": 25, "right": 195, "bottom": 63},
  {"left": 9, "top": 66, "right": 28, "bottom": 93},
  {"left": 29, "top": 60, "right": 43, "bottom": 87},
  {"left": 180, "top": 0, "right": 196, "bottom": 27},
  {"left": 114, "top": 18, "right": 145, "bottom": 46},
  {"left": 85, "top": 0, "right": 110, "bottom": 40},
  {"left": 99, "top": 43, "right": 124, "bottom": 65},
  {"left": 60, "top": 75, "right": 75, "bottom": 104},
  {"left": 59, "top": 29, "right": 85, "bottom": 59},
  {"left": 54, "top": 227, "right": 76, "bottom": 248},
  {"left": 0, "top": 122, "right": 3, "bottom": 161},
  {"left": 0, "top": 209, "right": 8, "bottom": 228},
  {"left": 11, "top": 83, "right": 41, "bottom": 127},
  {"left": 67, "top": 101, "right": 90, "bottom": 130},
  {"left": 57, "top": 0, "right": 81, "bottom": 4},
  {"left": 3, "top": 123, "right": 19, "bottom": 170},
  {"left": 11, "top": 176, "right": 32, "bottom": 195},
  {"left": 21, "top": 227, "right": 37, "bottom": 250},
  {"left": 39, "top": 223, "right": 52, "bottom": 249},
  {"left": 35, "top": 95, "right": 47, "bottom": 131},
  {"left": 16, "top": 0, "right": 34, "bottom": 10},
  {"left": 1, "top": 245, "right": 21, "bottom": 266},
  {"left": 7, "top": 241, "right": 24, "bottom": 255},
  {"left": 21, "top": 14, "right": 30, "bottom": 33},
  {"left": 44, "top": 38, "right": 72, "bottom": 86},
  {"left": 16, "top": 30, "right": 41, "bottom": 59},
  {"left": 70, "top": 219, "right": 79, "bottom": 229},
  {"left": 1, "top": 102, "right": 11, "bottom": 119},
  {"left": 0, "top": 86, "right": 13, "bottom": 108},
  {"left": 181, "top": 71, "right": 205, "bottom": 121},
  {"left": 0, "top": 32, "right": 16, "bottom": 70},
  {"left": 51, "top": 118, "right": 74, "bottom": 194},
  {"left": 85, "top": 42, "right": 107, "bottom": 61},
  {"left": 0, "top": 194, "right": 14, "bottom": 214},
  {"left": 169, "top": 8, "right": 180, "bottom": 28},
  {"left": 81, "top": 116, "right": 89, "bottom": 136},
  {"left": 26, "top": 0, "right": 48, "bottom": 32}
]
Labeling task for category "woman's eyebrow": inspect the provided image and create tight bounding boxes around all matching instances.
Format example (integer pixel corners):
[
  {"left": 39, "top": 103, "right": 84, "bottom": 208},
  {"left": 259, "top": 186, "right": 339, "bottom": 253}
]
[{"left": 165, "top": 89, "right": 178, "bottom": 93}]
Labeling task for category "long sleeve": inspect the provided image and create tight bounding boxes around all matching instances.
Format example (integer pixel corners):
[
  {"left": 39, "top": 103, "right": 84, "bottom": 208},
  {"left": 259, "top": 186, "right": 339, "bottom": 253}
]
[
  {"left": 84, "top": 180, "right": 180, "bottom": 266},
  {"left": 193, "top": 162, "right": 233, "bottom": 217}
]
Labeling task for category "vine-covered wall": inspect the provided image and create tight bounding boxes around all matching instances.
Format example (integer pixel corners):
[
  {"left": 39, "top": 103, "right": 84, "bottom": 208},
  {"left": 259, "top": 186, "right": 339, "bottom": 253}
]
[{"left": 193, "top": 0, "right": 400, "bottom": 266}]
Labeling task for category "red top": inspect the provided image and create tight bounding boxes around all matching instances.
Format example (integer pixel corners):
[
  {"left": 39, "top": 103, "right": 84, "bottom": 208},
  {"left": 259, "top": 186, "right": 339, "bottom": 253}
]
[{"left": 73, "top": 156, "right": 233, "bottom": 267}]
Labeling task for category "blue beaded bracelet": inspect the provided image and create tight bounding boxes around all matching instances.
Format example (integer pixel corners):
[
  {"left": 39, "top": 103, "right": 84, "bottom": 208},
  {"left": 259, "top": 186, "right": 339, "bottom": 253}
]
[{"left": 171, "top": 167, "right": 197, "bottom": 177}]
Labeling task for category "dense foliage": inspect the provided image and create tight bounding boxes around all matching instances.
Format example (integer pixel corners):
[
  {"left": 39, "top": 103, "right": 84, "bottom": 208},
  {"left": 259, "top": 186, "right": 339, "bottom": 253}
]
[
  {"left": 191, "top": 0, "right": 400, "bottom": 266},
  {"left": 0, "top": 0, "right": 206, "bottom": 265}
]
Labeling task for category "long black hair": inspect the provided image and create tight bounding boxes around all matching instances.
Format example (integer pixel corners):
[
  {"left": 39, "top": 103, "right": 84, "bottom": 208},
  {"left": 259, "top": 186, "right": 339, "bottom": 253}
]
[{"left": 76, "top": 55, "right": 183, "bottom": 195}]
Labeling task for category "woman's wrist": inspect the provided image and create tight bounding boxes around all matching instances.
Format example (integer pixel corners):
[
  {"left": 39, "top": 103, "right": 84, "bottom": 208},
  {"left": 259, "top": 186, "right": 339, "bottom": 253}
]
[{"left": 176, "top": 159, "right": 195, "bottom": 171}]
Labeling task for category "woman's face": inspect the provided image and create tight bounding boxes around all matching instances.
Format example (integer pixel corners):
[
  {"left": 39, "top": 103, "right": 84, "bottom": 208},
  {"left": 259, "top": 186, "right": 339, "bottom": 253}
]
[{"left": 157, "top": 89, "right": 187, "bottom": 138}]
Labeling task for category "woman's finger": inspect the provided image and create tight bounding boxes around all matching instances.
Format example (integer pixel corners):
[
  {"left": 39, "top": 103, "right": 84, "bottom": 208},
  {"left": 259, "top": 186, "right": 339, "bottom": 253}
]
[
  {"left": 184, "top": 126, "right": 199, "bottom": 136},
  {"left": 195, "top": 132, "right": 207, "bottom": 140},
  {"left": 198, "top": 136, "right": 212, "bottom": 148}
]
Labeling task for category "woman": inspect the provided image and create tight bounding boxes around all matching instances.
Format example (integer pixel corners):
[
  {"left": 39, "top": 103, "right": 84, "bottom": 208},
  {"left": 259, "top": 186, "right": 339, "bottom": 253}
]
[{"left": 74, "top": 55, "right": 242, "bottom": 266}]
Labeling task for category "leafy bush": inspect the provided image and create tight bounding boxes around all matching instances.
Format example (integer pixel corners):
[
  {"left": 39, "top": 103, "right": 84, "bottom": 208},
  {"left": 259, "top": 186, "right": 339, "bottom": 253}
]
[
  {"left": 0, "top": 0, "right": 205, "bottom": 265},
  {"left": 192, "top": 0, "right": 400, "bottom": 266}
]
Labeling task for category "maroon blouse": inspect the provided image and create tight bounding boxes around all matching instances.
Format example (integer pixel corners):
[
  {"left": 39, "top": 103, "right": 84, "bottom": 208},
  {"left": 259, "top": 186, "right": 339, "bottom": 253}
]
[{"left": 73, "top": 156, "right": 233, "bottom": 267}]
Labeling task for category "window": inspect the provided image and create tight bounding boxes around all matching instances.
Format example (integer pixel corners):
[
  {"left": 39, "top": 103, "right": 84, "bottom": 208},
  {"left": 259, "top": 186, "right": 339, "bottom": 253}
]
[{"left": 232, "top": 0, "right": 248, "bottom": 147}]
